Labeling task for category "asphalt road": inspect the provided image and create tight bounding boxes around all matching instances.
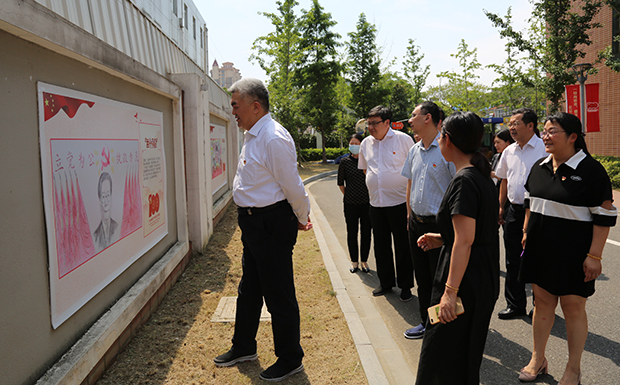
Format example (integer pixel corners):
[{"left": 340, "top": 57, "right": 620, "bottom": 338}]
[{"left": 308, "top": 174, "right": 620, "bottom": 385}]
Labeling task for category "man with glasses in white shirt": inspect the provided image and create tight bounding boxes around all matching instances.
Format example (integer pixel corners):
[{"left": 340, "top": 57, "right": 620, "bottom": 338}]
[
  {"left": 495, "top": 108, "right": 547, "bottom": 320},
  {"left": 359, "top": 105, "right": 415, "bottom": 300}
]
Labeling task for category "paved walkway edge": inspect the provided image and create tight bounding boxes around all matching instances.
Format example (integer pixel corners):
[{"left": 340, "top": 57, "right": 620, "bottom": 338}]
[
  {"left": 307, "top": 187, "right": 389, "bottom": 385},
  {"left": 304, "top": 171, "right": 415, "bottom": 385}
]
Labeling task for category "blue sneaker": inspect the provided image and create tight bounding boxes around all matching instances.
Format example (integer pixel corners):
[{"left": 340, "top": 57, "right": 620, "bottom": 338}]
[{"left": 404, "top": 323, "right": 425, "bottom": 339}]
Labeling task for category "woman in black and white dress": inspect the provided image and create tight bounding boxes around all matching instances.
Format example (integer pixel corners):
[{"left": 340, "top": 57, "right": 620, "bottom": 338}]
[{"left": 518, "top": 112, "right": 617, "bottom": 385}]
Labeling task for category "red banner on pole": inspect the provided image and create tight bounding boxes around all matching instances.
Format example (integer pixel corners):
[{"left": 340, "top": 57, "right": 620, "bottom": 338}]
[
  {"left": 565, "top": 85, "right": 580, "bottom": 118},
  {"left": 585, "top": 83, "right": 600, "bottom": 132}
]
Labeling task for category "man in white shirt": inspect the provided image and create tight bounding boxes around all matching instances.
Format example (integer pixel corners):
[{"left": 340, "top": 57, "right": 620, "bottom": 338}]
[
  {"left": 359, "top": 105, "right": 415, "bottom": 300},
  {"left": 213, "top": 78, "right": 311, "bottom": 382},
  {"left": 495, "top": 108, "right": 547, "bottom": 320}
]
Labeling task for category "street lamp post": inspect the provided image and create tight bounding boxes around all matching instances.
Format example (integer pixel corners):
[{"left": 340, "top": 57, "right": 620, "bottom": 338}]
[{"left": 571, "top": 63, "right": 592, "bottom": 134}]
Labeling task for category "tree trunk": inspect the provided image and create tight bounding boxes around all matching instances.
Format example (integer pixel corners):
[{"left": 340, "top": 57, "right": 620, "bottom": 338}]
[{"left": 321, "top": 129, "right": 327, "bottom": 163}]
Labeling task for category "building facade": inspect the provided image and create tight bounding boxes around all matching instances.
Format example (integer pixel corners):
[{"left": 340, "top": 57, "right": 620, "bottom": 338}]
[
  {"left": 573, "top": 1, "right": 620, "bottom": 156},
  {"left": 211, "top": 60, "right": 242, "bottom": 89}
]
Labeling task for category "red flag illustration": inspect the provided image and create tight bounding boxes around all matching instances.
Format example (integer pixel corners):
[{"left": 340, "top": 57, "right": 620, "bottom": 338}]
[
  {"left": 75, "top": 171, "right": 95, "bottom": 259},
  {"left": 55, "top": 170, "right": 96, "bottom": 278},
  {"left": 44, "top": 92, "right": 95, "bottom": 121},
  {"left": 120, "top": 165, "right": 143, "bottom": 237},
  {"left": 54, "top": 174, "right": 66, "bottom": 271}
]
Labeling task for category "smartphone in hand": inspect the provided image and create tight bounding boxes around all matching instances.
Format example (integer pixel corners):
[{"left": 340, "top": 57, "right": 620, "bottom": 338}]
[{"left": 428, "top": 297, "right": 465, "bottom": 325}]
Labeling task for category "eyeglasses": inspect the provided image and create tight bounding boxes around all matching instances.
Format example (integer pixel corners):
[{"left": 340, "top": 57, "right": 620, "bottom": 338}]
[
  {"left": 411, "top": 112, "right": 429, "bottom": 119},
  {"left": 507, "top": 120, "right": 523, "bottom": 128},
  {"left": 541, "top": 128, "right": 565, "bottom": 137},
  {"left": 367, "top": 119, "right": 385, "bottom": 127}
]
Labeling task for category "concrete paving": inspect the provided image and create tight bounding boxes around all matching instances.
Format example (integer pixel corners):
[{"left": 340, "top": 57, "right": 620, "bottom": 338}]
[{"left": 306, "top": 172, "right": 620, "bottom": 385}]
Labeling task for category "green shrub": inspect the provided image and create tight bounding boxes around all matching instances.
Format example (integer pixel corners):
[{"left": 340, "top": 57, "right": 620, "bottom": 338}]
[
  {"left": 298, "top": 132, "right": 346, "bottom": 149},
  {"left": 299, "top": 147, "right": 349, "bottom": 161},
  {"left": 592, "top": 154, "right": 620, "bottom": 189}
]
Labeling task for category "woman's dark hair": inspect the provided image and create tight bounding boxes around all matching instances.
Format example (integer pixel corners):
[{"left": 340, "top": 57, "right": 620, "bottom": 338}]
[
  {"left": 545, "top": 112, "right": 589, "bottom": 155},
  {"left": 442, "top": 111, "right": 492, "bottom": 177},
  {"left": 495, "top": 128, "right": 515, "bottom": 144},
  {"left": 351, "top": 133, "right": 364, "bottom": 143}
]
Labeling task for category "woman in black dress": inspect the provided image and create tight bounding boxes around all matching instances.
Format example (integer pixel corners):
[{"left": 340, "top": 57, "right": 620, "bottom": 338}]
[
  {"left": 518, "top": 113, "right": 617, "bottom": 385},
  {"left": 337, "top": 133, "right": 371, "bottom": 273},
  {"left": 415, "top": 112, "right": 499, "bottom": 384}
]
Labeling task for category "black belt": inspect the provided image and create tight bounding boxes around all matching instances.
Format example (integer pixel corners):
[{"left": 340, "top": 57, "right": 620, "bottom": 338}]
[
  {"left": 411, "top": 211, "right": 436, "bottom": 224},
  {"left": 510, "top": 202, "right": 525, "bottom": 210},
  {"left": 237, "top": 200, "right": 288, "bottom": 216}
]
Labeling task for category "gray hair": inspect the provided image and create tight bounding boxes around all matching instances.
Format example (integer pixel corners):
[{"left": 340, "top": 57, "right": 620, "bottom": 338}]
[{"left": 229, "top": 78, "right": 270, "bottom": 112}]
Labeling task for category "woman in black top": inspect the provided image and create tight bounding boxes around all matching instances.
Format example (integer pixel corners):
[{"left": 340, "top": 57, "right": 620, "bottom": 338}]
[
  {"left": 518, "top": 113, "right": 617, "bottom": 385},
  {"left": 415, "top": 112, "right": 499, "bottom": 384},
  {"left": 490, "top": 128, "right": 515, "bottom": 189},
  {"left": 337, "top": 134, "right": 372, "bottom": 273}
]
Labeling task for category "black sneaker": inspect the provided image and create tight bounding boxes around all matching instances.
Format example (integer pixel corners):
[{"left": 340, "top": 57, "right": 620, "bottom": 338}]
[
  {"left": 259, "top": 361, "right": 304, "bottom": 382},
  {"left": 399, "top": 288, "right": 413, "bottom": 302},
  {"left": 372, "top": 286, "right": 392, "bottom": 296},
  {"left": 213, "top": 348, "right": 258, "bottom": 367}
]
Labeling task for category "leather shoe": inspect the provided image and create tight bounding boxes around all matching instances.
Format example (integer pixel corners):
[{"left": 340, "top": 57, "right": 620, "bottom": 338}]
[
  {"left": 372, "top": 286, "right": 392, "bottom": 296},
  {"left": 498, "top": 307, "right": 527, "bottom": 320}
]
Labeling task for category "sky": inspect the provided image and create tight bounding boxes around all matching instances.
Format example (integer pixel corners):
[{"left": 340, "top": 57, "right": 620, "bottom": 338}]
[{"left": 195, "top": 0, "right": 534, "bottom": 89}]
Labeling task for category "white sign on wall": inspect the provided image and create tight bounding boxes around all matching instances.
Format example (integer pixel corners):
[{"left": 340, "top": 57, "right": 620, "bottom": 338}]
[{"left": 38, "top": 83, "right": 168, "bottom": 328}]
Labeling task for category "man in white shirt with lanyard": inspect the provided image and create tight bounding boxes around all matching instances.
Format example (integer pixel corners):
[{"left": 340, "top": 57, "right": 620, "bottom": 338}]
[
  {"left": 495, "top": 107, "right": 547, "bottom": 320},
  {"left": 359, "top": 105, "right": 415, "bottom": 301},
  {"left": 213, "top": 78, "right": 312, "bottom": 382}
]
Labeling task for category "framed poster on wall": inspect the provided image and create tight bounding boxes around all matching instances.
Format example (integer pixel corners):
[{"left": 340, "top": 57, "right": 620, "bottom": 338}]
[
  {"left": 210, "top": 124, "right": 227, "bottom": 194},
  {"left": 38, "top": 83, "right": 168, "bottom": 328}
]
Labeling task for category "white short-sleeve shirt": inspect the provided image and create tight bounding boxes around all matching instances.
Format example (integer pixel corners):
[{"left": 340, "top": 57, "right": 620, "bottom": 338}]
[
  {"left": 495, "top": 134, "right": 547, "bottom": 205},
  {"left": 358, "top": 128, "right": 414, "bottom": 208}
]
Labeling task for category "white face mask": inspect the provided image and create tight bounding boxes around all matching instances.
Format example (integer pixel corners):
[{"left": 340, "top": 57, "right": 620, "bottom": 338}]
[{"left": 349, "top": 144, "right": 360, "bottom": 155}]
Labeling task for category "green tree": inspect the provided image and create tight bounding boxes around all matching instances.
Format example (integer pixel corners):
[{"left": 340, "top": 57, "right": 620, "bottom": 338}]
[
  {"left": 380, "top": 72, "right": 414, "bottom": 123},
  {"left": 403, "top": 38, "right": 430, "bottom": 106},
  {"left": 345, "top": 13, "right": 385, "bottom": 118},
  {"left": 486, "top": 8, "right": 526, "bottom": 110},
  {"left": 597, "top": 0, "right": 620, "bottom": 72},
  {"left": 333, "top": 75, "right": 357, "bottom": 147},
  {"left": 250, "top": 0, "right": 302, "bottom": 137},
  {"left": 295, "top": 0, "right": 341, "bottom": 162},
  {"left": 437, "top": 39, "right": 487, "bottom": 114},
  {"left": 485, "top": 0, "right": 603, "bottom": 112}
]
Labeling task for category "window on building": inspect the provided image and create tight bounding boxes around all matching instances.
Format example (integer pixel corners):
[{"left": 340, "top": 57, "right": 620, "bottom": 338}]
[
  {"left": 200, "top": 27, "right": 203, "bottom": 48},
  {"left": 173, "top": 0, "right": 177, "bottom": 16},
  {"left": 184, "top": 4, "right": 188, "bottom": 29},
  {"left": 193, "top": 17, "right": 196, "bottom": 39},
  {"left": 613, "top": 8, "right": 620, "bottom": 57}
]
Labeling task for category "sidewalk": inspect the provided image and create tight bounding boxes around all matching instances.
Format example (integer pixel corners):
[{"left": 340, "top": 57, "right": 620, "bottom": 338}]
[{"left": 306, "top": 172, "right": 411, "bottom": 385}]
